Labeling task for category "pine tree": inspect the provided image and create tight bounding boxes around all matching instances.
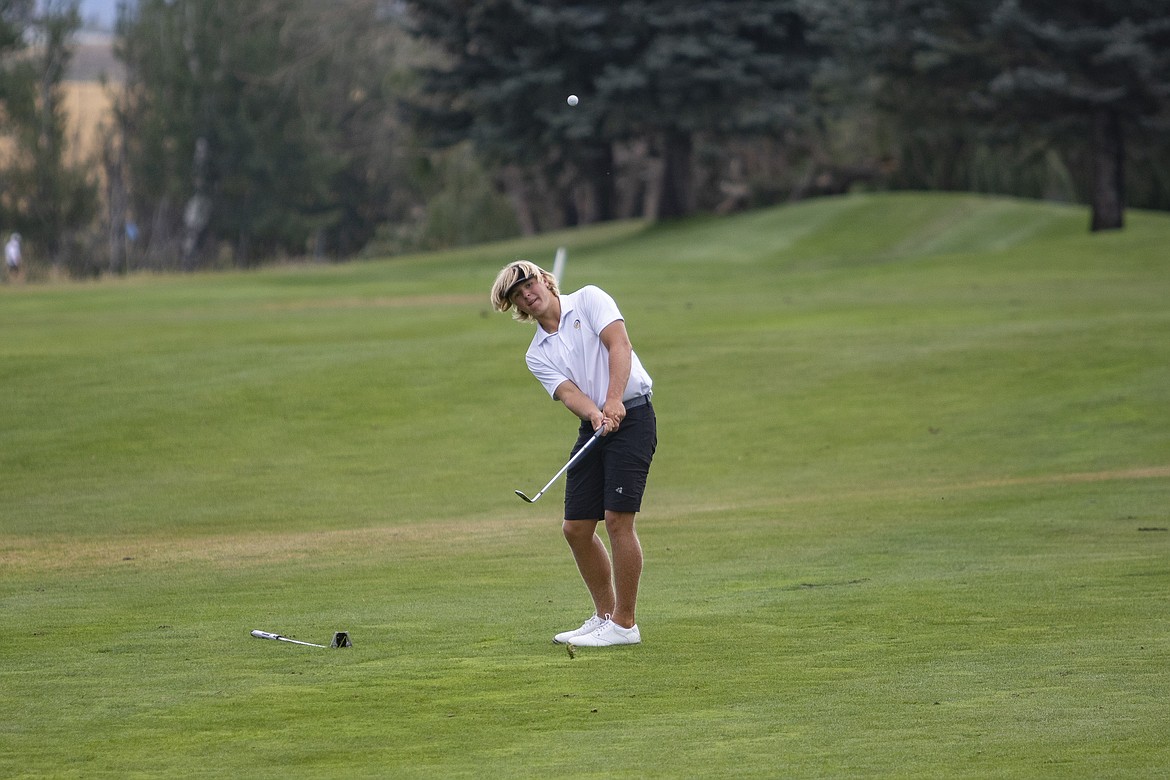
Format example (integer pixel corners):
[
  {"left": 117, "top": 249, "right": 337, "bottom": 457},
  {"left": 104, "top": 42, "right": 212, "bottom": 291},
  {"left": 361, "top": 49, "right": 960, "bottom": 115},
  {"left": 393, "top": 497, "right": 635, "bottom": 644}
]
[
  {"left": 986, "top": 1, "right": 1170, "bottom": 230},
  {"left": 851, "top": 0, "right": 1170, "bottom": 231},
  {"left": 0, "top": 0, "right": 97, "bottom": 267},
  {"left": 406, "top": 0, "right": 825, "bottom": 222}
]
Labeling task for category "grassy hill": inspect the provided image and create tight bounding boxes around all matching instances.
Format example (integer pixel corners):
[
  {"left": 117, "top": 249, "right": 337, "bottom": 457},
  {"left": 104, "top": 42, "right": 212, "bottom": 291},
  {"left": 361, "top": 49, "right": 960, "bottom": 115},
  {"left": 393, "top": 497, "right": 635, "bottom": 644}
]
[{"left": 2, "top": 193, "right": 1168, "bottom": 776}]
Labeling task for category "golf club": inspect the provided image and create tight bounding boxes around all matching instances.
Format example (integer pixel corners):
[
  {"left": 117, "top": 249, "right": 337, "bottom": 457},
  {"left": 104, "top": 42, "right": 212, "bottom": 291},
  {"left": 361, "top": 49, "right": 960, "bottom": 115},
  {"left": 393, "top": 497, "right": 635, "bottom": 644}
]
[
  {"left": 515, "top": 425, "right": 605, "bottom": 503},
  {"left": 250, "top": 629, "right": 328, "bottom": 648}
]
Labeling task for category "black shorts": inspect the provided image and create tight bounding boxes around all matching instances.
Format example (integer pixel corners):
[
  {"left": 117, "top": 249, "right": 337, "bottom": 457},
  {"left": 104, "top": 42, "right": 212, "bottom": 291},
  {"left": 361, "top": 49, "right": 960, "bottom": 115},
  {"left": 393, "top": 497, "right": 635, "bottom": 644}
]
[{"left": 564, "top": 401, "right": 657, "bottom": 520}]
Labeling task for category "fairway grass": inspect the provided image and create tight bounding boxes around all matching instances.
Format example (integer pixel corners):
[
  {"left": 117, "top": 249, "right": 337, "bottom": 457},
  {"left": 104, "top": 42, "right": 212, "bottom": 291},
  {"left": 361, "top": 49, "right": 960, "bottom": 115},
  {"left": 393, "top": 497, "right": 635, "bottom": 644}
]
[{"left": 2, "top": 193, "right": 1168, "bottom": 777}]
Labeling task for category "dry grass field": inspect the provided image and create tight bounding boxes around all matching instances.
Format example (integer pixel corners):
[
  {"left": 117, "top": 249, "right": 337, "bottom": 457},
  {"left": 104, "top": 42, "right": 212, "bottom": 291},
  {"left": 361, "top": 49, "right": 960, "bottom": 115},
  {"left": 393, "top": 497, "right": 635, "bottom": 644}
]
[
  {"left": 62, "top": 31, "right": 120, "bottom": 164},
  {"left": 62, "top": 80, "right": 115, "bottom": 164},
  {"left": 0, "top": 35, "right": 117, "bottom": 167}
]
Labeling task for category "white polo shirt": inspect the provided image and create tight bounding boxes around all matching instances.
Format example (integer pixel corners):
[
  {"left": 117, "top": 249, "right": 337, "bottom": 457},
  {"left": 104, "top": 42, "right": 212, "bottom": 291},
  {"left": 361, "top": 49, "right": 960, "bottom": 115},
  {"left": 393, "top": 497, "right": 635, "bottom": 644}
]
[{"left": 525, "top": 285, "right": 653, "bottom": 408}]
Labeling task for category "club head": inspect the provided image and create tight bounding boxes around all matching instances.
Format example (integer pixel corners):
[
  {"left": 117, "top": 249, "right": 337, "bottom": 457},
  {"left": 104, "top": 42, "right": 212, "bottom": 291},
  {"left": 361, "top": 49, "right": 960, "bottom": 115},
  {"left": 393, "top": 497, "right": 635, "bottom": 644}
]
[{"left": 515, "top": 489, "right": 537, "bottom": 503}]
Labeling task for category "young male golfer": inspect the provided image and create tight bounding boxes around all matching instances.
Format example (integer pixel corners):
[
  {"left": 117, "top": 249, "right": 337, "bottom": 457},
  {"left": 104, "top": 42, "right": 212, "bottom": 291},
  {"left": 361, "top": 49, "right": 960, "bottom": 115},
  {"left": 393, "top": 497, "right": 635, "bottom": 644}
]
[{"left": 491, "top": 261, "right": 657, "bottom": 647}]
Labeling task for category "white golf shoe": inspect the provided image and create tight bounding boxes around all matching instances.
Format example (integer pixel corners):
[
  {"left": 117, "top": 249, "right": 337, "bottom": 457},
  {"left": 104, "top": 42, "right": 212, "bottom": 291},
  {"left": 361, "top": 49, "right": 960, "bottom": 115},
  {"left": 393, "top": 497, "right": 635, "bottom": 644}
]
[
  {"left": 567, "top": 618, "right": 641, "bottom": 647},
  {"left": 553, "top": 614, "right": 606, "bottom": 644}
]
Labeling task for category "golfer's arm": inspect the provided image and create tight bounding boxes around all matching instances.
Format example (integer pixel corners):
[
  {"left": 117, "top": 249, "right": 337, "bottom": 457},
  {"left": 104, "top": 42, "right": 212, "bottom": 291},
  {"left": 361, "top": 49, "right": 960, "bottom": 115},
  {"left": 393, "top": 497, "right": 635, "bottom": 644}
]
[
  {"left": 599, "top": 320, "right": 632, "bottom": 407},
  {"left": 554, "top": 381, "right": 604, "bottom": 430}
]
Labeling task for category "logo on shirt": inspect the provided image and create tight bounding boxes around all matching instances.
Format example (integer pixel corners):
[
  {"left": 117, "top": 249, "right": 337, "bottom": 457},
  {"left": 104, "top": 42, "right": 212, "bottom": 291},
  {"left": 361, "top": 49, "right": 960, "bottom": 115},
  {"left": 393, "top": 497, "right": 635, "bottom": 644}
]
[{"left": 574, "top": 319, "right": 581, "bottom": 329}]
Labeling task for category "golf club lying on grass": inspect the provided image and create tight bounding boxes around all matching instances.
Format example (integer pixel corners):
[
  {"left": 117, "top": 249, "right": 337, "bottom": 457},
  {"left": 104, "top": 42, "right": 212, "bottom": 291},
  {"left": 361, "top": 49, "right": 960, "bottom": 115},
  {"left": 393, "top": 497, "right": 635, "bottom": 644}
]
[
  {"left": 515, "top": 425, "right": 605, "bottom": 503},
  {"left": 250, "top": 629, "right": 352, "bottom": 648}
]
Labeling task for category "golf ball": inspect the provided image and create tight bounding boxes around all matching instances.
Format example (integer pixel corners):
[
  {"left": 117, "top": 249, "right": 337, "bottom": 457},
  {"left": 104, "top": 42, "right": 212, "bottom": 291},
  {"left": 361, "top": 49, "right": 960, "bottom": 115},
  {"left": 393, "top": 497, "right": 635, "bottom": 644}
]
[{"left": 567, "top": 94, "right": 578, "bottom": 106}]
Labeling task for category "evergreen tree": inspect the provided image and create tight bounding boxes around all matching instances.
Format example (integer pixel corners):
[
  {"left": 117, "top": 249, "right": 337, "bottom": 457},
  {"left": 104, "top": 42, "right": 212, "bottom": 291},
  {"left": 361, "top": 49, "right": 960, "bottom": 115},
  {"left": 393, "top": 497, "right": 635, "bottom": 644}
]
[
  {"left": 0, "top": 1, "right": 36, "bottom": 106},
  {"left": 0, "top": 0, "right": 37, "bottom": 227},
  {"left": 406, "top": 0, "right": 825, "bottom": 222},
  {"left": 986, "top": 1, "right": 1170, "bottom": 230},
  {"left": 0, "top": 0, "right": 97, "bottom": 267},
  {"left": 406, "top": 0, "right": 611, "bottom": 229},
  {"left": 598, "top": 1, "right": 824, "bottom": 218},
  {"left": 849, "top": 0, "right": 1170, "bottom": 230}
]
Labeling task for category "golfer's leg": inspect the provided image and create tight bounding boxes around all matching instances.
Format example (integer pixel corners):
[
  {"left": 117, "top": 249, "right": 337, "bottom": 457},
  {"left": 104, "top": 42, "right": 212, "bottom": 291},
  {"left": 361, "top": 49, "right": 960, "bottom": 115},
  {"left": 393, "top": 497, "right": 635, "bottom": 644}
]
[
  {"left": 563, "top": 519, "right": 616, "bottom": 618},
  {"left": 604, "top": 510, "right": 642, "bottom": 628}
]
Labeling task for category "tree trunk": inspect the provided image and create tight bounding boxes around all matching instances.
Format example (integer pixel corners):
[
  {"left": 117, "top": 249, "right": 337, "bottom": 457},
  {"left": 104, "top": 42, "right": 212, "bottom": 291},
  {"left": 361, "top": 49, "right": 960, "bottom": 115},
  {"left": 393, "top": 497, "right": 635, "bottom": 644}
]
[
  {"left": 1090, "top": 108, "right": 1125, "bottom": 232},
  {"left": 500, "top": 165, "right": 538, "bottom": 236},
  {"left": 584, "top": 143, "right": 616, "bottom": 223},
  {"left": 654, "top": 130, "right": 694, "bottom": 220},
  {"left": 102, "top": 133, "right": 128, "bottom": 274},
  {"left": 182, "top": 137, "right": 211, "bottom": 270}
]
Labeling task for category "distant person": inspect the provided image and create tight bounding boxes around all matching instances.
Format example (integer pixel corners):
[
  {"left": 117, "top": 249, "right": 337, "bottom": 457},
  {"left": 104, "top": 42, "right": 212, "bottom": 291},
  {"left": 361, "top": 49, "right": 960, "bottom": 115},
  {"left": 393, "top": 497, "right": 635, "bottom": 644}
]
[
  {"left": 491, "top": 261, "right": 657, "bottom": 647},
  {"left": 5, "top": 233, "right": 21, "bottom": 281}
]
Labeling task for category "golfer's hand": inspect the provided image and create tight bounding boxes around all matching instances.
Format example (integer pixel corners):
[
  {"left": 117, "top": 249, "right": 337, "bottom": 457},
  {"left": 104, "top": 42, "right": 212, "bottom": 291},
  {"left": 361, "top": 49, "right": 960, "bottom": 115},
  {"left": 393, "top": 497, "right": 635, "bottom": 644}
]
[
  {"left": 587, "top": 410, "right": 608, "bottom": 435},
  {"left": 601, "top": 400, "right": 626, "bottom": 434}
]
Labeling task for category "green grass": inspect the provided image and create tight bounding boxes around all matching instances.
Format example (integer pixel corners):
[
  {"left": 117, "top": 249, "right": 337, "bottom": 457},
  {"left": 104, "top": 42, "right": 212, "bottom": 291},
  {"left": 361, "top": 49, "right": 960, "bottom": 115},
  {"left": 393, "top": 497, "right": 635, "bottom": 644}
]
[{"left": 2, "top": 193, "right": 1168, "bottom": 777}]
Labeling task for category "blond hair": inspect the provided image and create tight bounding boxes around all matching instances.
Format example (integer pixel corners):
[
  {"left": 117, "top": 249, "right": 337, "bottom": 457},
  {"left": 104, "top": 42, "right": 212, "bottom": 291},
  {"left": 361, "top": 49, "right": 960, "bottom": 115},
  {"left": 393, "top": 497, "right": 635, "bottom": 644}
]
[{"left": 490, "top": 260, "right": 560, "bottom": 322}]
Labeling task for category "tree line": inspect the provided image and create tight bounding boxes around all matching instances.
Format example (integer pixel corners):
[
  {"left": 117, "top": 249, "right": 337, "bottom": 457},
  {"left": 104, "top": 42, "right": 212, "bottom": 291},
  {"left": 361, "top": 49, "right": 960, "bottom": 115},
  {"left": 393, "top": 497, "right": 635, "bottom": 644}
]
[{"left": 1, "top": 0, "right": 1167, "bottom": 277}]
